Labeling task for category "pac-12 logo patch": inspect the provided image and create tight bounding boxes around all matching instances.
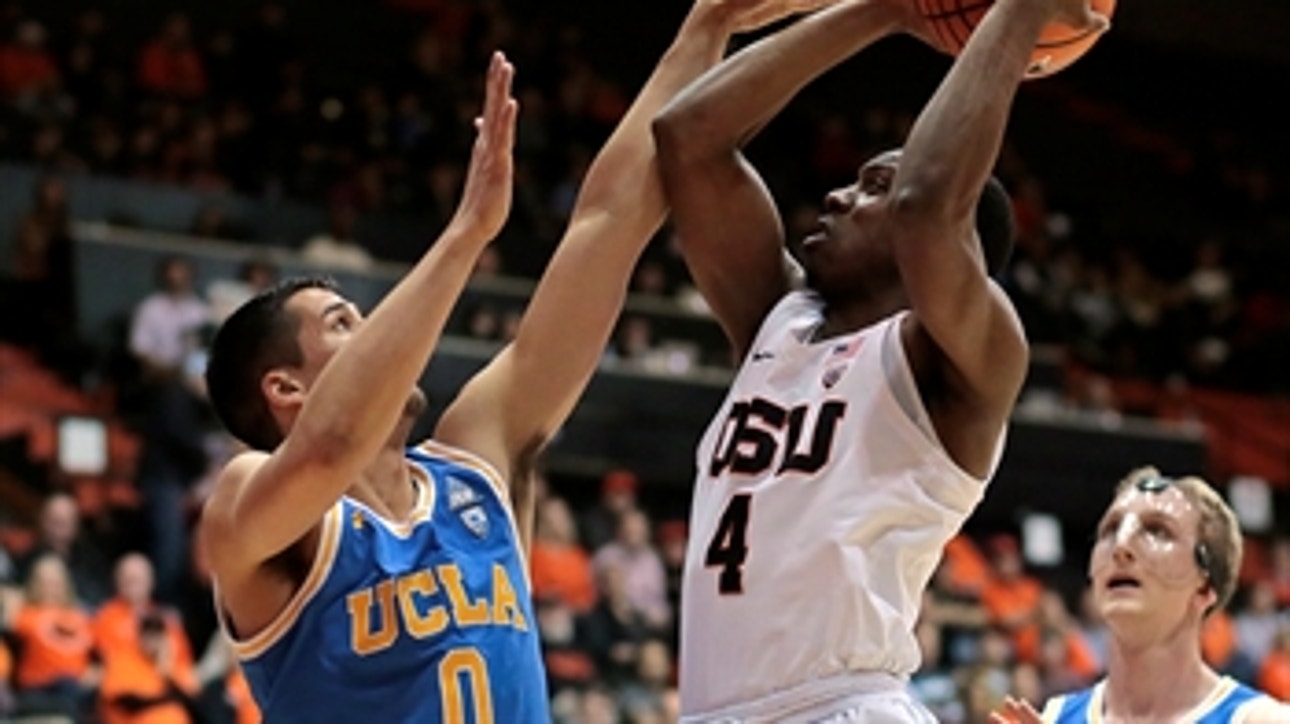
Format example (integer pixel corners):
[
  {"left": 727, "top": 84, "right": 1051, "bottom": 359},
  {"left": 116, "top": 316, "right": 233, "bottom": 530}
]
[{"left": 448, "top": 476, "right": 489, "bottom": 537}]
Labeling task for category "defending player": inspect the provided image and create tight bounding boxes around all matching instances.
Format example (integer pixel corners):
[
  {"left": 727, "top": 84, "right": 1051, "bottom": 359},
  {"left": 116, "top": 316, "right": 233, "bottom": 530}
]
[
  {"left": 199, "top": 1, "right": 832, "bottom": 721},
  {"left": 993, "top": 468, "right": 1290, "bottom": 723},
  {"left": 652, "top": 0, "right": 1104, "bottom": 720}
]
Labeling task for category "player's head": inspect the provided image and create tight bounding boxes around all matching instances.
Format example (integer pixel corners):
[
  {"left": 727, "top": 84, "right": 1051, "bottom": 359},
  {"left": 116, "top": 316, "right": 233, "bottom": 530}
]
[
  {"left": 798, "top": 149, "right": 1014, "bottom": 298},
  {"left": 206, "top": 276, "right": 349, "bottom": 451},
  {"left": 1089, "top": 466, "right": 1241, "bottom": 631}
]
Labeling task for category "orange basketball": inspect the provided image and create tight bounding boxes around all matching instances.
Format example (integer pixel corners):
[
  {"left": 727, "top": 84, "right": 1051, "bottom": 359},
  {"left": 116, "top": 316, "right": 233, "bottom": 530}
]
[{"left": 917, "top": 0, "right": 1115, "bottom": 78}]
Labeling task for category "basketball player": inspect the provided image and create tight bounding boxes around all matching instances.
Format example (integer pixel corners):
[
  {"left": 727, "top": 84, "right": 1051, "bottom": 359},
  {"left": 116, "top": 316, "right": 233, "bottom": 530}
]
[
  {"left": 198, "top": 2, "right": 831, "bottom": 721},
  {"left": 992, "top": 468, "right": 1290, "bottom": 724},
  {"left": 652, "top": 0, "right": 1106, "bottom": 720}
]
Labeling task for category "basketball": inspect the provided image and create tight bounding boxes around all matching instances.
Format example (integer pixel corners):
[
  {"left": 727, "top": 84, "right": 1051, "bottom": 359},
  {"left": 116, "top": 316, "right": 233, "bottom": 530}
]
[{"left": 918, "top": 0, "right": 1115, "bottom": 78}]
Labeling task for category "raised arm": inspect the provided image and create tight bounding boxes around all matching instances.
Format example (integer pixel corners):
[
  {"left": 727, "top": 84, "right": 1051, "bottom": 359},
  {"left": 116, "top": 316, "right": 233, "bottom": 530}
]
[
  {"left": 435, "top": 0, "right": 828, "bottom": 482},
  {"left": 200, "top": 53, "right": 517, "bottom": 571},
  {"left": 886, "top": 0, "right": 1105, "bottom": 406},
  {"left": 653, "top": 0, "right": 913, "bottom": 359}
]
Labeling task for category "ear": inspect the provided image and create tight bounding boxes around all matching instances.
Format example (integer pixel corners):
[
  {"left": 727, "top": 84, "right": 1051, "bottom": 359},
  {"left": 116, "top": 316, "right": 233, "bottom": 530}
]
[
  {"left": 1197, "top": 582, "right": 1218, "bottom": 613},
  {"left": 262, "top": 368, "right": 306, "bottom": 409}
]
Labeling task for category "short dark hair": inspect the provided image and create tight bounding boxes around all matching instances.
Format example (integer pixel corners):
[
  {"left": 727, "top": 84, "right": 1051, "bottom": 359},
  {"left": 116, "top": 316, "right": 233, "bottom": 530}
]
[
  {"left": 975, "top": 175, "right": 1016, "bottom": 276},
  {"left": 205, "top": 276, "right": 339, "bottom": 451}
]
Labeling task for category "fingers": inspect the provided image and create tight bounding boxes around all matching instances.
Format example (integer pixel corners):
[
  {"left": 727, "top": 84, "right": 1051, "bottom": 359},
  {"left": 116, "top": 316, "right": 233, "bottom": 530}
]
[{"left": 480, "top": 51, "right": 517, "bottom": 141}]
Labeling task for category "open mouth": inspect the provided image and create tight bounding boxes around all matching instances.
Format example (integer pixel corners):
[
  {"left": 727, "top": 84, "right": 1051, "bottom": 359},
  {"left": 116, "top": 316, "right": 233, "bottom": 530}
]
[
  {"left": 1107, "top": 575, "right": 1141, "bottom": 590},
  {"left": 802, "top": 221, "right": 829, "bottom": 249}
]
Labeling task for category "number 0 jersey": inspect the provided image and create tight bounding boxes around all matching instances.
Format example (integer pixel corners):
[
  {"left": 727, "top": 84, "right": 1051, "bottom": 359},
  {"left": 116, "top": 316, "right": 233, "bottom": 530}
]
[
  {"left": 221, "top": 441, "right": 549, "bottom": 724},
  {"left": 680, "top": 291, "right": 1004, "bottom": 719}
]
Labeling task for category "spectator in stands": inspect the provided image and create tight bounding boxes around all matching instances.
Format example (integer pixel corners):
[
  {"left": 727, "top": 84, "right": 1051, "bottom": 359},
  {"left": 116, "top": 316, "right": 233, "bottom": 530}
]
[
  {"left": 580, "top": 467, "right": 640, "bottom": 552},
  {"left": 616, "top": 637, "right": 675, "bottom": 723},
  {"left": 136, "top": 13, "right": 206, "bottom": 101},
  {"left": 206, "top": 256, "right": 279, "bottom": 325},
  {"left": 16, "top": 492, "right": 112, "bottom": 606},
  {"left": 128, "top": 254, "right": 213, "bottom": 601},
  {"left": 981, "top": 533, "right": 1045, "bottom": 665},
  {"left": 0, "top": 20, "right": 57, "bottom": 103},
  {"left": 536, "top": 599, "right": 598, "bottom": 700},
  {"left": 192, "top": 633, "right": 259, "bottom": 724},
  {"left": 655, "top": 519, "right": 686, "bottom": 636},
  {"left": 93, "top": 553, "right": 193, "bottom": 672},
  {"left": 9, "top": 174, "right": 76, "bottom": 364},
  {"left": 0, "top": 637, "right": 11, "bottom": 717},
  {"left": 5, "top": 554, "right": 97, "bottom": 720},
  {"left": 1258, "top": 624, "right": 1290, "bottom": 700},
  {"left": 591, "top": 508, "right": 670, "bottom": 634},
  {"left": 128, "top": 254, "right": 211, "bottom": 382},
  {"left": 1234, "top": 579, "right": 1287, "bottom": 669},
  {"left": 97, "top": 610, "right": 200, "bottom": 724},
  {"left": 299, "top": 200, "right": 374, "bottom": 271},
  {"left": 530, "top": 495, "right": 597, "bottom": 613},
  {"left": 584, "top": 563, "right": 658, "bottom": 685},
  {"left": 909, "top": 619, "right": 966, "bottom": 723},
  {"left": 1032, "top": 590, "right": 1099, "bottom": 694},
  {"left": 577, "top": 683, "right": 622, "bottom": 724}
]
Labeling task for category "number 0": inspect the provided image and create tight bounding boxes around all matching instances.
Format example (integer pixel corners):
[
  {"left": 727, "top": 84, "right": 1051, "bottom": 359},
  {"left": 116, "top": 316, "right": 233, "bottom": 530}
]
[
  {"left": 705, "top": 493, "right": 752, "bottom": 594},
  {"left": 440, "top": 647, "right": 493, "bottom": 723}
]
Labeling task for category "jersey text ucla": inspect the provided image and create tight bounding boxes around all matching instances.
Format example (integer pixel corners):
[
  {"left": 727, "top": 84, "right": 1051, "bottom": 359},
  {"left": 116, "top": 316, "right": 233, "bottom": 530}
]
[{"left": 225, "top": 441, "right": 549, "bottom": 724}]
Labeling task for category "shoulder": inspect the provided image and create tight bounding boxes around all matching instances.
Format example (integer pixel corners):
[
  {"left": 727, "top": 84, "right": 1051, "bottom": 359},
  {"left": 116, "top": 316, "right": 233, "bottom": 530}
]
[
  {"left": 200, "top": 452, "right": 271, "bottom": 543},
  {"left": 1234, "top": 695, "right": 1290, "bottom": 723}
]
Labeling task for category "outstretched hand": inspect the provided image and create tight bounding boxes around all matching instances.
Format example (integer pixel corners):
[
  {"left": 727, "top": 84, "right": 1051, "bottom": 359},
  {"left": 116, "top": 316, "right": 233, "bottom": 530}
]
[
  {"left": 447, "top": 51, "right": 518, "bottom": 244},
  {"left": 989, "top": 696, "right": 1045, "bottom": 724},
  {"left": 718, "top": 0, "right": 841, "bottom": 33}
]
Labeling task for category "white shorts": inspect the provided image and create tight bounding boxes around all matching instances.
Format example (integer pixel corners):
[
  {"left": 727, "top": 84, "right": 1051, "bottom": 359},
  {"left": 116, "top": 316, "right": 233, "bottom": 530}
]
[{"left": 681, "top": 672, "right": 938, "bottom": 724}]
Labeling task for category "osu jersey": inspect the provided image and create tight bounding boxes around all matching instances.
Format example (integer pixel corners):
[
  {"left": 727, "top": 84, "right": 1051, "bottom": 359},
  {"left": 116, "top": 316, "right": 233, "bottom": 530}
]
[
  {"left": 1042, "top": 676, "right": 1275, "bottom": 723},
  {"left": 680, "top": 291, "right": 1003, "bottom": 720},
  {"left": 223, "top": 440, "right": 549, "bottom": 724}
]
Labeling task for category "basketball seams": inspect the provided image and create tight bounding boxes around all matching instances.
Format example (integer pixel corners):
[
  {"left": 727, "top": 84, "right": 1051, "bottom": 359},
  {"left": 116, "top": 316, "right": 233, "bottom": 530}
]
[{"left": 918, "top": 0, "right": 1108, "bottom": 75}]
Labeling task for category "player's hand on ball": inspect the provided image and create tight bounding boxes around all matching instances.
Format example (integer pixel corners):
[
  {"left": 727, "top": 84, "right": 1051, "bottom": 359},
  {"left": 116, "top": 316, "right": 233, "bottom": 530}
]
[
  {"left": 1046, "top": 0, "right": 1110, "bottom": 34},
  {"left": 716, "top": 0, "right": 841, "bottom": 33}
]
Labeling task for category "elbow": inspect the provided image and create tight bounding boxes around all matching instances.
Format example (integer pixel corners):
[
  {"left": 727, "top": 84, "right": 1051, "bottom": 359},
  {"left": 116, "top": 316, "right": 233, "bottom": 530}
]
[
  {"left": 651, "top": 106, "right": 689, "bottom": 165},
  {"left": 652, "top": 99, "right": 721, "bottom": 168},
  {"left": 887, "top": 178, "right": 973, "bottom": 231}
]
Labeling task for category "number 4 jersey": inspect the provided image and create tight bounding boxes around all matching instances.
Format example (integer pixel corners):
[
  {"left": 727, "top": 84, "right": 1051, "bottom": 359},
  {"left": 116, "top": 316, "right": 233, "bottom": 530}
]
[
  {"left": 680, "top": 290, "right": 1005, "bottom": 720},
  {"left": 223, "top": 441, "right": 549, "bottom": 724}
]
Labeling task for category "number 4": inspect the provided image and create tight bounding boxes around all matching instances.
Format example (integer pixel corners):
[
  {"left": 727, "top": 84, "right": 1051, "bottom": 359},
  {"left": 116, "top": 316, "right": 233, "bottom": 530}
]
[{"left": 705, "top": 493, "right": 751, "bottom": 594}]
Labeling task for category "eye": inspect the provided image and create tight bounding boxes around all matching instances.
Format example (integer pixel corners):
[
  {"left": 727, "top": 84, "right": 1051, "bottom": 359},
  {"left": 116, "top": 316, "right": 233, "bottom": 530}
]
[
  {"left": 331, "top": 315, "right": 353, "bottom": 331},
  {"left": 1096, "top": 516, "right": 1119, "bottom": 539},
  {"left": 862, "top": 175, "right": 891, "bottom": 194},
  {"left": 1144, "top": 521, "right": 1172, "bottom": 539}
]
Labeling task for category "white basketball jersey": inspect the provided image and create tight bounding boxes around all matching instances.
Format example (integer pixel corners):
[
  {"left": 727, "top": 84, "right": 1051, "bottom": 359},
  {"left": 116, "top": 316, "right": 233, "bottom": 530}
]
[{"left": 679, "top": 291, "right": 1004, "bottom": 720}]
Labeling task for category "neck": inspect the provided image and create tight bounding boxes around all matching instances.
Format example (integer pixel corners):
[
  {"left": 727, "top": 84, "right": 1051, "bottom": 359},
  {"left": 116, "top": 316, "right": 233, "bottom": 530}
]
[
  {"left": 348, "top": 418, "right": 419, "bottom": 521},
  {"left": 1102, "top": 626, "right": 1219, "bottom": 721},
  {"left": 813, "top": 289, "right": 905, "bottom": 341}
]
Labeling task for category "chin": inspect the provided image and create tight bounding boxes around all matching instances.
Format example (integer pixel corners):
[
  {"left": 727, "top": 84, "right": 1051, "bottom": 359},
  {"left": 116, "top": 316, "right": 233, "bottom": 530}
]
[{"left": 403, "top": 388, "right": 428, "bottom": 419}]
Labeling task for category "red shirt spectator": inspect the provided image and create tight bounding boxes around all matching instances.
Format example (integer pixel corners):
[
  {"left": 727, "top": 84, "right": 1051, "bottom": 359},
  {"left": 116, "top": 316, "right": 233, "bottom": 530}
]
[{"left": 137, "top": 14, "right": 206, "bottom": 100}]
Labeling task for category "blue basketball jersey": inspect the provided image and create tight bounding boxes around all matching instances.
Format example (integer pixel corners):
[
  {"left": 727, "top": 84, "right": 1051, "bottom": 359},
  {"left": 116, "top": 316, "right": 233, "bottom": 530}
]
[
  {"left": 226, "top": 440, "right": 549, "bottom": 724},
  {"left": 1042, "top": 676, "right": 1271, "bottom": 723}
]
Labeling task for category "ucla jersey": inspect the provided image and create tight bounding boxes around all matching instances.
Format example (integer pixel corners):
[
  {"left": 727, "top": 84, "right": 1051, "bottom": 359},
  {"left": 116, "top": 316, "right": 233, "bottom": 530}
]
[
  {"left": 224, "top": 440, "right": 549, "bottom": 724},
  {"left": 1042, "top": 676, "right": 1272, "bottom": 723}
]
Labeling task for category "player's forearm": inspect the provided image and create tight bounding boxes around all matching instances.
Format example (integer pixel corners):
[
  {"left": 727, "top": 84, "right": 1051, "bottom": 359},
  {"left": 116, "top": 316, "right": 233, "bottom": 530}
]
[
  {"left": 294, "top": 230, "right": 488, "bottom": 457},
  {"left": 572, "top": 0, "right": 738, "bottom": 230},
  {"left": 888, "top": 0, "right": 1048, "bottom": 221},
  {"left": 654, "top": 0, "right": 904, "bottom": 159}
]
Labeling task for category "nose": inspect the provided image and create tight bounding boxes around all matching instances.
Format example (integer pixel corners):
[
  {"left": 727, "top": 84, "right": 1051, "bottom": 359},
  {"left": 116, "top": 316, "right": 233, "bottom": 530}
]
[{"left": 823, "top": 187, "right": 852, "bottom": 214}]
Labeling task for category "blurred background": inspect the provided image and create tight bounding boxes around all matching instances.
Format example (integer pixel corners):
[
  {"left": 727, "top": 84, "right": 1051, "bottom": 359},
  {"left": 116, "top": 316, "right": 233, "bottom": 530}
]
[{"left": 0, "top": 0, "right": 1287, "bottom": 721}]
